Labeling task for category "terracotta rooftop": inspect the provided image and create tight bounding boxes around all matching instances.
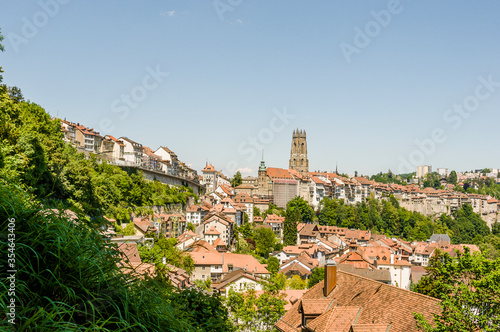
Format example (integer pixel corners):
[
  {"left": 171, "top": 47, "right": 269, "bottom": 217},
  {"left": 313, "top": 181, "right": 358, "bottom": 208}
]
[
  {"left": 267, "top": 167, "right": 294, "bottom": 179},
  {"left": 276, "top": 270, "right": 441, "bottom": 332},
  {"left": 205, "top": 226, "right": 220, "bottom": 235},
  {"left": 265, "top": 213, "right": 285, "bottom": 224}
]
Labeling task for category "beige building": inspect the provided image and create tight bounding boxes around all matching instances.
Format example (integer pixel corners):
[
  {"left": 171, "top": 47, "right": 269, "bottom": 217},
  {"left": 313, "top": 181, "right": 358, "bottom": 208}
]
[
  {"left": 101, "top": 135, "right": 125, "bottom": 161},
  {"left": 190, "top": 252, "right": 270, "bottom": 281}
]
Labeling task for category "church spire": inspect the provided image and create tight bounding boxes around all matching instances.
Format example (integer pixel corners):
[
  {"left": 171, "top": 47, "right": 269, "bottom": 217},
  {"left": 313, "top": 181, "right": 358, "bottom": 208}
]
[{"left": 259, "top": 150, "right": 266, "bottom": 173}]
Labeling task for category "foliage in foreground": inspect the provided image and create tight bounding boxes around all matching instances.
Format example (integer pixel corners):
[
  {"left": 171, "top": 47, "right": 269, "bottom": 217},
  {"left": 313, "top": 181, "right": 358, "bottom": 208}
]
[
  {"left": 225, "top": 287, "right": 285, "bottom": 332},
  {"left": 414, "top": 248, "right": 500, "bottom": 332},
  {"left": 0, "top": 182, "right": 231, "bottom": 331}
]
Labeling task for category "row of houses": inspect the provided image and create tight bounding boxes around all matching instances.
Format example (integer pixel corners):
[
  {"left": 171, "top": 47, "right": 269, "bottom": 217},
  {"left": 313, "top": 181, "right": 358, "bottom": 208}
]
[
  {"left": 268, "top": 223, "right": 480, "bottom": 291},
  {"left": 59, "top": 119, "right": 198, "bottom": 181},
  {"left": 234, "top": 166, "right": 500, "bottom": 228}
]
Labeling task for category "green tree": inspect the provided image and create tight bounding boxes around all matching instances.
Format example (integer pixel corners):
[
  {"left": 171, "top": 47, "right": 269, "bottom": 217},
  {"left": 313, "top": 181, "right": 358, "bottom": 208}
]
[
  {"left": 254, "top": 206, "right": 261, "bottom": 217},
  {"left": 255, "top": 291, "right": 286, "bottom": 331},
  {"left": 414, "top": 248, "right": 500, "bottom": 332},
  {"left": 286, "top": 275, "right": 307, "bottom": 290},
  {"left": 7, "top": 86, "right": 24, "bottom": 103},
  {"left": 186, "top": 222, "right": 195, "bottom": 232},
  {"left": 493, "top": 222, "right": 500, "bottom": 236},
  {"left": 308, "top": 267, "right": 325, "bottom": 288},
  {"left": 254, "top": 227, "right": 276, "bottom": 258},
  {"left": 123, "top": 222, "right": 136, "bottom": 235},
  {"left": 264, "top": 273, "right": 286, "bottom": 292},
  {"left": 286, "top": 197, "right": 314, "bottom": 222},
  {"left": 283, "top": 207, "right": 301, "bottom": 246},
  {"left": 318, "top": 197, "right": 338, "bottom": 226},
  {"left": 168, "top": 287, "right": 234, "bottom": 331},
  {"left": 447, "top": 170, "right": 457, "bottom": 185},
  {"left": 138, "top": 238, "right": 195, "bottom": 275},
  {"left": 235, "top": 235, "right": 252, "bottom": 254},
  {"left": 231, "top": 171, "right": 243, "bottom": 187},
  {"left": 266, "top": 256, "right": 280, "bottom": 275},
  {"left": 226, "top": 287, "right": 285, "bottom": 331},
  {"left": 237, "top": 222, "right": 253, "bottom": 239},
  {"left": 226, "top": 288, "right": 257, "bottom": 331}
]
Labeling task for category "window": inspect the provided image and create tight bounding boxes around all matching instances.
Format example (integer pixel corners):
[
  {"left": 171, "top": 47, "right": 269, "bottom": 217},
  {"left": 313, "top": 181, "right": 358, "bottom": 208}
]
[
  {"left": 202, "top": 266, "right": 205, "bottom": 271},
  {"left": 202, "top": 275, "right": 205, "bottom": 279}
]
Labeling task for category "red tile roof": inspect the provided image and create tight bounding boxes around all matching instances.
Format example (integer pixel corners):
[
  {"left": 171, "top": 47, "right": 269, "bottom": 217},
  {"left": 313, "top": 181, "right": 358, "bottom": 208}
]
[
  {"left": 267, "top": 167, "right": 294, "bottom": 179},
  {"left": 276, "top": 270, "right": 441, "bottom": 332},
  {"left": 265, "top": 214, "right": 285, "bottom": 224},
  {"left": 205, "top": 226, "right": 220, "bottom": 235},
  {"left": 202, "top": 164, "right": 216, "bottom": 172}
]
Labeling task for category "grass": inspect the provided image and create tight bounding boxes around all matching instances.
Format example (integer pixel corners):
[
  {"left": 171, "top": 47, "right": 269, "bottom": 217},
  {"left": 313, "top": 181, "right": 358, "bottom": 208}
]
[{"left": 0, "top": 181, "right": 197, "bottom": 331}]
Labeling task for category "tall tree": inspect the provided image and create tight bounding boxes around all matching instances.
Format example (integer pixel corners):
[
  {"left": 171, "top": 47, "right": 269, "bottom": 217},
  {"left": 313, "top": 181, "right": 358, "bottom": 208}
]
[
  {"left": 254, "top": 227, "right": 276, "bottom": 258},
  {"left": 308, "top": 267, "right": 325, "bottom": 288},
  {"left": 286, "top": 196, "right": 314, "bottom": 223},
  {"left": 266, "top": 257, "right": 280, "bottom": 275},
  {"left": 283, "top": 207, "right": 301, "bottom": 246},
  {"left": 448, "top": 170, "right": 457, "bottom": 185},
  {"left": 231, "top": 171, "right": 242, "bottom": 187}
]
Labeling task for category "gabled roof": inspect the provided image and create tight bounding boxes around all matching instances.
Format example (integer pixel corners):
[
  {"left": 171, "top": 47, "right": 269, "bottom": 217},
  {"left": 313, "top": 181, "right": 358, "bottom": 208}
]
[
  {"left": 117, "top": 243, "right": 142, "bottom": 264},
  {"left": 157, "top": 146, "right": 178, "bottom": 158},
  {"left": 185, "top": 240, "right": 218, "bottom": 253},
  {"left": 133, "top": 220, "right": 156, "bottom": 234},
  {"left": 213, "top": 238, "right": 227, "bottom": 247},
  {"left": 202, "top": 164, "right": 216, "bottom": 172},
  {"left": 280, "top": 261, "right": 313, "bottom": 277},
  {"left": 190, "top": 252, "right": 270, "bottom": 274},
  {"left": 265, "top": 213, "right": 285, "bottom": 224},
  {"left": 305, "top": 306, "right": 361, "bottom": 332},
  {"left": 337, "top": 264, "right": 391, "bottom": 284},
  {"left": 345, "top": 229, "right": 371, "bottom": 241},
  {"left": 234, "top": 192, "right": 254, "bottom": 203},
  {"left": 104, "top": 135, "right": 125, "bottom": 146},
  {"left": 298, "top": 224, "right": 319, "bottom": 238},
  {"left": 235, "top": 183, "right": 256, "bottom": 190},
  {"left": 267, "top": 167, "right": 294, "bottom": 179},
  {"left": 119, "top": 136, "right": 142, "bottom": 146},
  {"left": 276, "top": 270, "right": 441, "bottom": 332},
  {"left": 205, "top": 226, "right": 221, "bottom": 235},
  {"left": 212, "top": 268, "right": 262, "bottom": 291}
]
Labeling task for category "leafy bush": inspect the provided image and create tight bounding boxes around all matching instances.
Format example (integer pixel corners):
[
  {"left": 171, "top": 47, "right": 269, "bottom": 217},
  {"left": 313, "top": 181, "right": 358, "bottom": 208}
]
[{"left": 0, "top": 181, "right": 224, "bottom": 331}]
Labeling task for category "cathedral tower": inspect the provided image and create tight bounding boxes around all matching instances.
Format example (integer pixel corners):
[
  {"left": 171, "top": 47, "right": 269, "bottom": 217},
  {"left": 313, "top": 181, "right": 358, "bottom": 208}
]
[{"left": 289, "top": 129, "right": 309, "bottom": 177}]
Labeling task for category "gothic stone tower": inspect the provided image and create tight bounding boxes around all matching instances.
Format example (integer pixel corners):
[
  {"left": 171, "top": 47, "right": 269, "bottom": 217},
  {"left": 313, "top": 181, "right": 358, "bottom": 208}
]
[{"left": 289, "top": 129, "right": 309, "bottom": 177}]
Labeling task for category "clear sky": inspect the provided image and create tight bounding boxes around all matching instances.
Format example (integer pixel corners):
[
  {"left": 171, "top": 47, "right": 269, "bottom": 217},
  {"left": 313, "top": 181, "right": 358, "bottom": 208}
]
[{"left": 1, "top": 1, "right": 499, "bottom": 177}]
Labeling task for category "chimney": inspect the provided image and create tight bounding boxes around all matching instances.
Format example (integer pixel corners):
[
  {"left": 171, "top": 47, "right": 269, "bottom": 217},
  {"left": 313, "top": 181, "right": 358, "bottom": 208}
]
[{"left": 323, "top": 260, "right": 337, "bottom": 297}]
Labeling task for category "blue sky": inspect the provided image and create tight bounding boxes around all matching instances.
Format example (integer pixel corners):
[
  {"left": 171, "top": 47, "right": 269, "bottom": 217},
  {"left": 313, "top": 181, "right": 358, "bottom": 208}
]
[{"left": 1, "top": 1, "right": 500, "bottom": 177}]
